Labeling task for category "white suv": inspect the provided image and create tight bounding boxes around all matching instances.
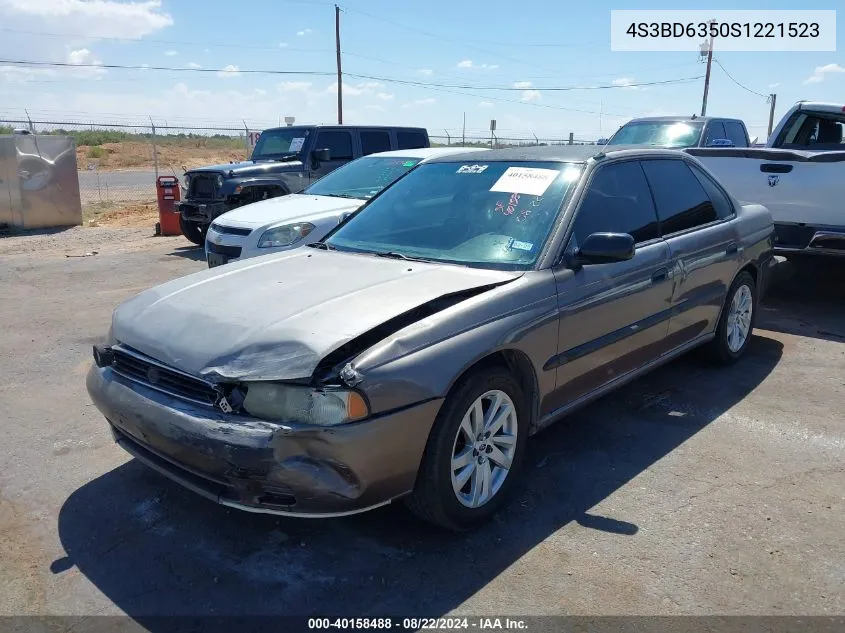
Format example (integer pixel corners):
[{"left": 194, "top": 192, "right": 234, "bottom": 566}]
[{"left": 204, "top": 146, "right": 486, "bottom": 267}]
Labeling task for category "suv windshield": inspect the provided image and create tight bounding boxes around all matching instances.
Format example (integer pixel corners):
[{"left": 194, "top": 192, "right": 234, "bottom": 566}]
[
  {"left": 305, "top": 156, "right": 422, "bottom": 200},
  {"left": 252, "top": 128, "right": 313, "bottom": 160},
  {"left": 325, "top": 160, "right": 583, "bottom": 270},
  {"left": 608, "top": 121, "right": 703, "bottom": 148}
]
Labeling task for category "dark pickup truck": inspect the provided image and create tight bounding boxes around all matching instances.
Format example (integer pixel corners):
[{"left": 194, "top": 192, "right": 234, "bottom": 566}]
[{"left": 178, "top": 125, "right": 430, "bottom": 244}]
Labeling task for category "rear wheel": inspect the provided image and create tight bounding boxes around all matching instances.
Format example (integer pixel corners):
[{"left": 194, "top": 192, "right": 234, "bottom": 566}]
[
  {"left": 179, "top": 216, "right": 207, "bottom": 246},
  {"left": 406, "top": 367, "right": 528, "bottom": 531},
  {"left": 709, "top": 271, "right": 756, "bottom": 365}
]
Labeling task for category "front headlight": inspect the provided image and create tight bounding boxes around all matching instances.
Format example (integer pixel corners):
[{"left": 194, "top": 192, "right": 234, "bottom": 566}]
[
  {"left": 216, "top": 175, "right": 224, "bottom": 188},
  {"left": 183, "top": 174, "right": 191, "bottom": 188},
  {"left": 257, "top": 222, "right": 315, "bottom": 248},
  {"left": 242, "top": 383, "right": 369, "bottom": 426}
]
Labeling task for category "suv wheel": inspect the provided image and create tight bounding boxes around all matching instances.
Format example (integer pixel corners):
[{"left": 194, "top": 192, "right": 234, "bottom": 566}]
[
  {"left": 179, "top": 216, "right": 206, "bottom": 246},
  {"left": 406, "top": 367, "right": 528, "bottom": 531}
]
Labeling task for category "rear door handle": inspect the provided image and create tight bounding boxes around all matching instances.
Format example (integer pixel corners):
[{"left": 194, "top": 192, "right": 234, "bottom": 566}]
[
  {"left": 760, "top": 163, "right": 793, "bottom": 174},
  {"left": 651, "top": 267, "right": 669, "bottom": 283}
]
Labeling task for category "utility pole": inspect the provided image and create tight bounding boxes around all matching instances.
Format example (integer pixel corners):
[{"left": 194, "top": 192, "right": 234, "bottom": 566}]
[
  {"left": 700, "top": 21, "right": 715, "bottom": 117},
  {"left": 335, "top": 4, "right": 343, "bottom": 125},
  {"left": 767, "top": 93, "right": 777, "bottom": 139}
]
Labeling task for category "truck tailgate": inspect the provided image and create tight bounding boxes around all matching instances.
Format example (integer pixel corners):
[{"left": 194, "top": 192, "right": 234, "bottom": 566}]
[{"left": 687, "top": 148, "right": 845, "bottom": 228}]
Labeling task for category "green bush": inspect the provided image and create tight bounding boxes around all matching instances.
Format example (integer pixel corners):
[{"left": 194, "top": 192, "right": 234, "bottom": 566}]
[{"left": 87, "top": 146, "right": 107, "bottom": 159}]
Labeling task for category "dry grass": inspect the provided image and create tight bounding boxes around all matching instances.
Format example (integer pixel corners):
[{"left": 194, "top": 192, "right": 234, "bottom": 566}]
[
  {"left": 76, "top": 141, "right": 248, "bottom": 172},
  {"left": 84, "top": 201, "right": 159, "bottom": 228}
]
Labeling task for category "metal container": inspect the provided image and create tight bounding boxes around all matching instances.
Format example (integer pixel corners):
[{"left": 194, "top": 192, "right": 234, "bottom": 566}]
[{"left": 0, "top": 134, "right": 82, "bottom": 229}]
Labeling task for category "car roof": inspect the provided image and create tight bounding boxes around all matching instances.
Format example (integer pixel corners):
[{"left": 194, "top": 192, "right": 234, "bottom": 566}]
[
  {"left": 366, "top": 147, "right": 489, "bottom": 161},
  {"left": 260, "top": 124, "right": 427, "bottom": 133},
  {"left": 795, "top": 101, "right": 845, "bottom": 114},
  {"left": 624, "top": 116, "right": 743, "bottom": 124},
  {"left": 425, "top": 144, "right": 689, "bottom": 164}
]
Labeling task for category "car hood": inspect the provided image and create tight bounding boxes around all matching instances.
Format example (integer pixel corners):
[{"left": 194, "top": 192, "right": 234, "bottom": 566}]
[
  {"left": 187, "top": 159, "right": 301, "bottom": 177},
  {"left": 111, "top": 249, "right": 521, "bottom": 382},
  {"left": 212, "top": 194, "right": 365, "bottom": 228}
]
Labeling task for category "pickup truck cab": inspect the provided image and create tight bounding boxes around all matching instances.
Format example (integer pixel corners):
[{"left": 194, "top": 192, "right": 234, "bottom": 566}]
[
  {"left": 687, "top": 102, "right": 845, "bottom": 258},
  {"left": 178, "top": 125, "right": 430, "bottom": 245},
  {"left": 607, "top": 115, "right": 751, "bottom": 149}
]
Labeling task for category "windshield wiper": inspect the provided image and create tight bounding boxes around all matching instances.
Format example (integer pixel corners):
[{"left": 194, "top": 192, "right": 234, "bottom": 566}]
[
  {"left": 307, "top": 242, "right": 335, "bottom": 250},
  {"left": 373, "top": 250, "right": 432, "bottom": 262},
  {"left": 321, "top": 193, "right": 363, "bottom": 199}
]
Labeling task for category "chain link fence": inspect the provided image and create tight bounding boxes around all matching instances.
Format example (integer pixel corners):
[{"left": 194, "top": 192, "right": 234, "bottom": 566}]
[{"left": 1, "top": 120, "right": 591, "bottom": 221}]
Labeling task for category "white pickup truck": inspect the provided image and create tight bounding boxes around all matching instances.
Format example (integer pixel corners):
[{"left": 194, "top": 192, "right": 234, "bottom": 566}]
[{"left": 686, "top": 101, "right": 845, "bottom": 259}]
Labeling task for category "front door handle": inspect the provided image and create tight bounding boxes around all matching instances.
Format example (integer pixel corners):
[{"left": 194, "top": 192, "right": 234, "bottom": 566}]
[
  {"left": 651, "top": 267, "right": 669, "bottom": 283},
  {"left": 760, "top": 163, "right": 793, "bottom": 174},
  {"left": 726, "top": 242, "right": 739, "bottom": 255}
]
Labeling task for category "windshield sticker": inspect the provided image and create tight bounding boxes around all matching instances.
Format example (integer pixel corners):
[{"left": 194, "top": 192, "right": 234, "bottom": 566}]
[
  {"left": 289, "top": 137, "right": 306, "bottom": 152},
  {"left": 490, "top": 167, "right": 560, "bottom": 196},
  {"left": 457, "top": 164, "right": 488, "bottom": 174},
  {"left": 507, "top": 238, "right": 534, "bottom": 252}
]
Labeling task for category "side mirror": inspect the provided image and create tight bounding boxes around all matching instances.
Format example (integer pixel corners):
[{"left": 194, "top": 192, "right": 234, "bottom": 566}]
[
  {"left": 312, "top": 148, "right": 331, "bottom": 163},
  {"left": 574, "top": 232, "right": 635, "bottom": 266},
  {"left": 337, "top": 211, "right": 353, "bottom": 224},
  {"left": 706, "top": 138, "right": 735, "bottom": 147}
]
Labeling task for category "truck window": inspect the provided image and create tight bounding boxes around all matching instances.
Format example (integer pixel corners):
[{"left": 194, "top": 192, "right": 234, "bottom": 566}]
[
  {"left": 723, "top": 121, "right": 748, "bottom": 148},
  {"left": 360, "top": 130, "right": 391, "bottom": 155},
  {"left": 641, "top": 159, "right": 718, "bottom": 235},
  {"left": 571, "top": 161, "right": 659, "bottom": 245},
  {"left": 703, "top": 121, "right": 727, "bottom": 146},
  {"left": 315, "top": 131, "right": 353, "bottom": 159},
  {"left": 779, "top": 112, "right": 845, "bottom": 149},
  {"left": 396, "top": 130, "right": 427, "bottom": 149}
]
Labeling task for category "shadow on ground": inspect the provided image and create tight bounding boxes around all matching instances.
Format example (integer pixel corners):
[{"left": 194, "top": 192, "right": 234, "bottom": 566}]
[
  {"left": 165, "top": 245, "right": 205, "bottom": 262},
  {"left": 56, "top": 330, "right": 783, "bottom": 621},
  {"left": 759, "top": 257, "right": 845, "bottom": 343}
]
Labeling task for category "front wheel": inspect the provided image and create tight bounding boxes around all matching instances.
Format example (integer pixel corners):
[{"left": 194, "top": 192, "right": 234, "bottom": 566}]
[
  {"left": 179, "top": 216, "right": 207, "bottom": 246},
  {"left": 709, "top": 271, "right": 756, "bottom": 365},
  {"left": 406, "top": 367, "right": 528, "bottom": 531}
]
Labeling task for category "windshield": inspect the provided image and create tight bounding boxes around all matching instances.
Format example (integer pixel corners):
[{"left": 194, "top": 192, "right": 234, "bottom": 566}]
[
  {"left": 304, "top": 156, "right": 422, "bottom": 200},
  {"left": 608, "top": 121, "right": 704, "bottom": 148},
  {"left": 251, "top": 128, "right": 313, "bottom": 160},
  {"left": 325, "top": 160, "right": 583, "bottom": 270}
]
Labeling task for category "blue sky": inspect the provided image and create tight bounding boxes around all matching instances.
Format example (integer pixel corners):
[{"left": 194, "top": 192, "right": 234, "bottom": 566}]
[{"left": 0, "top": 0, "right": 843, "bottom": 141}]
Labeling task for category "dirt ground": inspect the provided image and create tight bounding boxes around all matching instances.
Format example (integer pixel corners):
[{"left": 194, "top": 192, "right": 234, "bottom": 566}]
[
  {"left": 76, "top": 141, "right": 247, "bottom": 172},
  {"left": 0, "top": 227, "right": 843, "bottom": 624}
]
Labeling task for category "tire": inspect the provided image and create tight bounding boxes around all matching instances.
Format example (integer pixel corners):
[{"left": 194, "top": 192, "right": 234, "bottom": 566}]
[
  {"left": 179, "top": 216, "right": 207, "bottom": 246},
  {"left": 708, "top": 271, "right": 757, "bottom": 365},
  {"left": 406, "top": 366, "right": 529, "bottom": 531}
]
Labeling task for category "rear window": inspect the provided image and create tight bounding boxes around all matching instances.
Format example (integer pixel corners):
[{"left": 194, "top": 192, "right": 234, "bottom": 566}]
[
  {"left": 397, "top": 130, "right": 428, "bottom": 149},
  {"left": 778, "top": 111, "right": 845, "bottom": 150},
  {"left": 724, "top": 121, "right": 748, "bottom": 148},
  {"left": 360, "top": 130, "right": 391, "bottom": 155}
]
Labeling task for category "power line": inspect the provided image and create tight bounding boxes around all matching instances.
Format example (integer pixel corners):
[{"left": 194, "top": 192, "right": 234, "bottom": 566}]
[
  {"left": 713, "top": 59, "right": 768, "bottom": 98},
  {"left": 0, "top": 59, "right": 702, "bottom": 92}
]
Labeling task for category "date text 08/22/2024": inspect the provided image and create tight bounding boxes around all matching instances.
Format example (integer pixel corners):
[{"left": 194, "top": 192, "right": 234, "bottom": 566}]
[{"left": 307, "top": 617, "right": 529, "bottom": 630}]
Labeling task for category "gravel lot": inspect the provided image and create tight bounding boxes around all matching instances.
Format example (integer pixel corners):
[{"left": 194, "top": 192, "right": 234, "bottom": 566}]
[{"left": 0, "top": 227, "right": 843, "bottom": 623}]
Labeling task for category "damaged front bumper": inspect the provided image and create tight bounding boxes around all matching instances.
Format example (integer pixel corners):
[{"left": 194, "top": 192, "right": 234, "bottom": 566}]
[{"left": 86, "top": 365, "right": 441, "bottom": 517}]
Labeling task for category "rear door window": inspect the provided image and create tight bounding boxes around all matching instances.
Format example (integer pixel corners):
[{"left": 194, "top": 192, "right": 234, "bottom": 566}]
[
  {"left": 689, "top": 164, "right": 735, "bottom": 219},
  {"left": 723, "top": 121, "right": 748, "bottom": 147},
  {"left": 570, "top": 161, "right": 660, "bottom": 245},
  {"left": 703, "top": 121, "right": 727, "bottom": 146},
  {"left": 641, "top": 159, "right": 719, "bottom": 234},
  {"left": 396, "top": 130, "right": 427, "bottom": 149},
  {"left": 360, "top": 130, "right": 392, "bottom": 155}
]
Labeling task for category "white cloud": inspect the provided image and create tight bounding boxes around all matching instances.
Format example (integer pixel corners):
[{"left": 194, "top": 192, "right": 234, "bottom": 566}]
[
  {"left": 804, "top": 63, "right": 845, "bottom": 84},
  {"left": 278, "top": 81, "right": 312, "bottom": 92},
  {"left": 376, "top": 92, "right": 394, "bottom": 101},
  {"left": 66, "top": 48, "right": 106, "bottom": 77},
  {"left": 297, "top": 28, "right": 312, "bottom": 36},
  {"left": 402, "top": 97, "right": 437, "bottom": 108},
  {"left": 254, "top": 88, "right": 267, "bottom": 97},
  {"left": 186, "top": 61, "right": 202, "bottom": 69},
  {"left": 512, "top": 81, "right": 532, "bottom": 89},
  {"left": 456, "top": 60, "right": 498, "bottom": 70},
  {"left": 279, "top": 42, "right": 289, "bottom": 48},
  {"left": 164, "top": 50, "right": 177, "bottom": 56},
  {"left": 1, "top": 0, "right": 173, "bottom": 39},
  {"left": 521, "top": 89, "right": 541, "bottom": 102},
  {"left": 325, "top": 80, "right": 382, "bottom": 96},
  {"left": 67, "top": 48, "right": 92, "bottom": 65},
  {"left": 611, "top": 77, "right": 638, "bottom": 90},
  {"left": 366, "top": 104, "right": 385, "bottom": 111},
  {"left": 417, "top": 68, "right": 433, "bottom": 75},
  {"left": 478, "top": 101, "right": 494, "bottom": 108},
  {"left": 217, "top": 64, "right": 240, "bottom": 78},
  {"left": 768, "top": 82, "right": 780, "bottom": 88}
]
